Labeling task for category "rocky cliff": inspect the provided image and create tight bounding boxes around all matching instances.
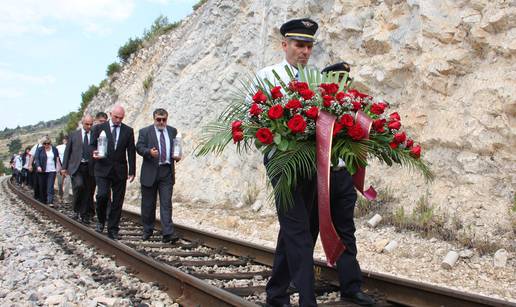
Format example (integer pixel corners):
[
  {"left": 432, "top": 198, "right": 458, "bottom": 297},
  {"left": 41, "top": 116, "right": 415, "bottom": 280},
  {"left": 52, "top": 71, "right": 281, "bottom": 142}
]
[{"left": 86, "top": 0, "right": 516, "bottom": 239}]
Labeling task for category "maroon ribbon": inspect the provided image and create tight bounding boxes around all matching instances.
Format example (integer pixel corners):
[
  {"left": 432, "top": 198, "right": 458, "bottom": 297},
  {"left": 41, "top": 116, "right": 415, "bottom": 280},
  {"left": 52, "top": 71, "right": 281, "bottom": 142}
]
[
  {"left": 352, "top": 110, "right": 377, "bottom": 201},
  {"left": 316, "top": 111, "right": 346, "bottom": 267},
  {"left": 316, "top": 110, "right": 377, "bottom": 266}
]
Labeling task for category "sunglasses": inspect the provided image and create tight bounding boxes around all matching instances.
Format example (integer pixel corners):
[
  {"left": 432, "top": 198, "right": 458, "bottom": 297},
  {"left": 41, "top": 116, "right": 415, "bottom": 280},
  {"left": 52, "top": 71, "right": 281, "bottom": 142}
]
[
  {"left": 43, "top": 142, "right": 51, "bottom": 145},
  {"left": 155, "top": 117, "right": 167, "bottom": 122}
]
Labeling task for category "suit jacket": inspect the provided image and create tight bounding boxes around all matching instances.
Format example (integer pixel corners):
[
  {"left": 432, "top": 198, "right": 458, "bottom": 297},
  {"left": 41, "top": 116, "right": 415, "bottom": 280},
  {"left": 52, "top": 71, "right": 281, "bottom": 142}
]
[
  {"left": 62, "top": 129, "right": 93, "bottom": 176},
  {"left": 136, "top": 124, "right": 177, "bottom": 187},
  {"left": 90, "top": 121, "right": 136, "bottom": 179}
]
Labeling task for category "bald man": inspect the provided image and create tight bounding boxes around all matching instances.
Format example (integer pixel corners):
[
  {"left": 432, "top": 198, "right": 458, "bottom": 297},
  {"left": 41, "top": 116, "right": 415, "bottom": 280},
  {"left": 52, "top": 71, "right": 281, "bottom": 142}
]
[
  {"left": 90, "top": 105, "right": 136, "bottom": 240},
  {"left": 61, "top": 115, "right": 95, "bottom": 223}
]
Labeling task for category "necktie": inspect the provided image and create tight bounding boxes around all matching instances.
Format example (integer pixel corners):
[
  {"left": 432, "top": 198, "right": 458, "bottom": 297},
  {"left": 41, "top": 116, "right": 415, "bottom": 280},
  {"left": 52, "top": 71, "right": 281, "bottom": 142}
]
[
  {"left": 159, "top": 129, "right": 167, "bottom": 163},
  {"left": 295, "top": 70, "right": 299, "bottom": 80},
  {"left": 82, "top": 132, "right": 89, "bottom": 161},
  {"left": 112, "top": 125, "right": 119, "bottom": 150}
]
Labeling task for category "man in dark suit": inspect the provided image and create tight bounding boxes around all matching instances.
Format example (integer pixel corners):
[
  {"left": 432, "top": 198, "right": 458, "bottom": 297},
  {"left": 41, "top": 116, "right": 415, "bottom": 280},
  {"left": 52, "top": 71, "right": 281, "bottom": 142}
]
[
  {"left": 90, "top": 105, "right": 136, "bottom": 240},
  {"left": 61, "top": 115, "right": 95, "bottom": 224},
  {"left": 136, "top": 108, "right": 180, "bottom": 243}
]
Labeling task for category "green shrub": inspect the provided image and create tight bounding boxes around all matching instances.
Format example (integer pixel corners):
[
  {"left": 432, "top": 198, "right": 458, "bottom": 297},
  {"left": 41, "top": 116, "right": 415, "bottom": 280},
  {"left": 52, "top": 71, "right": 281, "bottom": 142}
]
[
  {"left": 7, "top": 138, "right": 22, "bottom": 154},
  {"left": 143, "top": 75, "right": 153, "bottom": 93},
  {"left": 143, "top": 15, "right": 180, "bottom": 42},
  {"left": 106, "top": 62, "right": 121, "bottom": 77},
  {"left": 193, "top": 0, "right": 208, "bottom": 10},
  {"left": 118, "top": 37, "right": 143, "bottom": 63}
]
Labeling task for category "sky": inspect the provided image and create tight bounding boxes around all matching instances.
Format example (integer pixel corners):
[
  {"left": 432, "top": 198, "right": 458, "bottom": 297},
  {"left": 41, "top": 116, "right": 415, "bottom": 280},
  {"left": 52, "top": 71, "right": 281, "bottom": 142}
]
[{"left": 0, "top": 0, "right": 198, "bottom": 130}]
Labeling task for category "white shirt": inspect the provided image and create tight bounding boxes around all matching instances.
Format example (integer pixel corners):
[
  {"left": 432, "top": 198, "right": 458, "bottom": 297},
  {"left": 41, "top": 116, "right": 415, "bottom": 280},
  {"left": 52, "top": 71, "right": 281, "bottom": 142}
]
[
  {"left": 45, "top": 148, "right": 56, "bottom": 172},
  {"left": 14, "top": 155, "right": 23, "bottom": 171},
  {"left": 154, "top": 126, "right": 171, "bottom": 164},
  {"left": 56, "top": 144, "right": 66, "bottom": 162},
  {"left": 256, "top": 59, "right": 299, "bottom": 86}
]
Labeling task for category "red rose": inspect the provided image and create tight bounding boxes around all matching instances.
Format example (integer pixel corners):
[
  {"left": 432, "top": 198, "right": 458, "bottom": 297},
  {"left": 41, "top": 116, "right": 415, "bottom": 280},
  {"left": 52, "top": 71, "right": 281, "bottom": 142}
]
[
  {"left": 305, "top": 106, "right": 319, "bottom": 119},
  {"left": 322, "top": 95, "right": 333, "bottom": 107},
  {"left": 347, "top": 123, "right": 364, "bottom": 140},
  {"left": 352, "top": 101, "right": 362, "bottom": 111},
  {"left": 333, "top": 122, "right": 344, "bottom": 136},
  {"left": 320, "top": 83, "right": 339, "bottom": 95},
  {"left": 389, "top": 112, "right": 401, "bottom": 121},
  {"left": 295, "top": 82, "right": 309, "bottom": 92},
  {"left": 232, "top": 130, "right": 244, "bottom": 143},
  {"left": 288, "top": 114, "right": 307, "bottom": 133},
  {"left": 406, "top": 139, "right": 414, "bottom": 148},
  {"left": 340, "top": 114, "right": 354, "bottom": 127},
  {"left": 370, "top": 103, "right": 386, "bottom": 115},
  {"left": 299, "top": 89, "right": 315, "bottom": 100},
  {"left": 253, "top": 90, "right": 267, "bottom": 104},
  {"left": 268, "top": 104, "right": 284, "bottom": 120},
  {"left": 231, "top": 120, "right": 242, "bottom": 131},
  {"left": 388, "top": 120, "right": 401, "bottom": 130},
  {"left": 249, "top": 103, "right": 263, "bottom": 116},
  {"left": 389, "top": 141, "right": 398, "bottom": 149},
  {"left": 256, "top": 128, "right": 274, "bottom": 145},
  {"left": 347, "top": 89, "right": 369, "bottom": 99},
  {"left": 336, "top": 91, "right": 345, "bottom": 102},
  {"left": 372, "top": 119, "right": 386, "bottom": 133},
  {"left": 271, "top": 86, "right": 283, "bottom": 100},
  {"left": 410, "top": 145, "right": 421, "bottom": 158},
  {"left": 285, "top": 99, "right": 302, "bottom": 110},
  {"left": 393, "top": 132, "right": 407, "bottom": 144}
]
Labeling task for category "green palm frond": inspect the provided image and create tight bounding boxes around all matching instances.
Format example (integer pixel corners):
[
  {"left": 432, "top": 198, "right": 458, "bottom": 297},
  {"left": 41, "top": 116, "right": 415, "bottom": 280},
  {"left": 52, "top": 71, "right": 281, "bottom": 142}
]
[{"left": 264, "top": 142, "right": 316, "bottom": 209}]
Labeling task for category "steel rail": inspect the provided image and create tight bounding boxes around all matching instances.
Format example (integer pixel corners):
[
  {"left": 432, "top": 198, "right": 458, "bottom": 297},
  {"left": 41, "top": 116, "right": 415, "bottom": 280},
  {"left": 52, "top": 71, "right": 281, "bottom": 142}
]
[
  {"left": 123, "top": 211, "right": 515, "bottom": 307},
  {"left": 7, "top": 179, "right": 258, "bottom": 307}
]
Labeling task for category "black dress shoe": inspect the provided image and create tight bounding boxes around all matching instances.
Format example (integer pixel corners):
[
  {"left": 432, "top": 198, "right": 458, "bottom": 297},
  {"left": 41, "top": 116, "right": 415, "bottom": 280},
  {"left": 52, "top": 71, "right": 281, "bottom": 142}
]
[
  {"left": 342, "top": 291, "right": 375, "bottom": 306},
  {"left": 95, "top": 223, "right": 104, "bottom": 233},
  {"left": 162, "top": 233, "right": 179, "bottom": 244},
  {"left": 142, "top": 232, "right": 152, "bottom": 241},
  {"left": 108, "top": 232, "right": 119, "bottom": 240},
  {"left": 81, "top": 217, "right": 91, "bottom": 225}
]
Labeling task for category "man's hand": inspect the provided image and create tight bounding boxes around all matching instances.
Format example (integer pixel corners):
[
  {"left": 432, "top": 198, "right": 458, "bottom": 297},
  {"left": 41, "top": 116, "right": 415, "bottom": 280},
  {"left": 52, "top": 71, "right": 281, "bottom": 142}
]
[
  {"left": 60, "top": 169, "right": 68, "bottom": 177},
  {"left": 150, "top": 147, "right": 159, "bottom": 159},
  {"left": 92, "top": 150, "right": 101, "bottom": 160},
  {"left": 128, "top": 175, "right": 135, "bottom": 183},
  {"left": 37, "top": 166, "right": 42, "bottom": 173},
  {"left": 28, "top": 166, "right": 33, "bottom": 172}
]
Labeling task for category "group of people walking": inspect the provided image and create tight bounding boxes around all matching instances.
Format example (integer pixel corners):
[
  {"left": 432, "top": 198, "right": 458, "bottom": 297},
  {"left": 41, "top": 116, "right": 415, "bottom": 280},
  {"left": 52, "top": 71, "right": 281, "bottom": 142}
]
[{"left": 8, "top": 16, "right": 375, "bottom": 307}]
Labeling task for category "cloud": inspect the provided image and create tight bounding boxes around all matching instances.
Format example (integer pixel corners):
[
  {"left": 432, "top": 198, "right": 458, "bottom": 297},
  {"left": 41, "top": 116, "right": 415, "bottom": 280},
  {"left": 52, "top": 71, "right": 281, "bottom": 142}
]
[
  {"left": 0, "top": 68, "right": 56, "bottom": 85},
  {"left": 0, "top": 0, "right": 135, "bottom": 37},
  {"left": 0, "top": 88, "right": 24, "bottom": 99}
]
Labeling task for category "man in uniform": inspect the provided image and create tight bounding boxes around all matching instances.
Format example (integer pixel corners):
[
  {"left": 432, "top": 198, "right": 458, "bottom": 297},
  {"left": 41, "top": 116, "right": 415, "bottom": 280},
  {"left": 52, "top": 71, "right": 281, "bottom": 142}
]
[
  {"left": 257, "top": 18, "right": 319, "bottom": 307},
  {"left": 91, "top": 105, "right": 136, "bottom": 240},
  {"left": 311, "top": 62, "right": 375, "bottom": 306}
]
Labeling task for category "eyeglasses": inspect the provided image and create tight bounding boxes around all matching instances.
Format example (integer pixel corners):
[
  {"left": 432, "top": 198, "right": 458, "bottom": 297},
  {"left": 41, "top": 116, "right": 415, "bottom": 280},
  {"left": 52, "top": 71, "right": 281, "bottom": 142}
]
[{"left": 155, "top": 117, "right": 167, "bottom": 122}]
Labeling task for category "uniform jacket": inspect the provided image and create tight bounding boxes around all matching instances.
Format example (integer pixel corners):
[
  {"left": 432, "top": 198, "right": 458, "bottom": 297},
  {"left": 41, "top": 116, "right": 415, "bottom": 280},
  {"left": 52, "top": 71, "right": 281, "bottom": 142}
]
[
  {"left": 90, "top": 121, "right": 136, "bottom": 179},
  {"left": 136, "top": 124, "right": 177, "bottom": 187}
]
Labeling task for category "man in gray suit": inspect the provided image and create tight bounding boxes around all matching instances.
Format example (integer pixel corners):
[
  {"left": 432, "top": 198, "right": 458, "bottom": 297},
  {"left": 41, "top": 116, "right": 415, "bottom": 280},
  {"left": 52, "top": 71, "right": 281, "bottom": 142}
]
[
  {"left": 136, "top": 108, "right": 180, "bottom": 243},
  {"left": 61, "top": 115, "right": 95, "bottom": 223}
]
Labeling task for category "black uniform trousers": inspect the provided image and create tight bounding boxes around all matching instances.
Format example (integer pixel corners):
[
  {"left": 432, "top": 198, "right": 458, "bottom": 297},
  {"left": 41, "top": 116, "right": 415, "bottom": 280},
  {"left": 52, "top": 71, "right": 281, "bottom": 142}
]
[
  {"left": 310, "top": 168, "right": 362, "bottom": 296},
  {"left": 265, "top": 156, "right": 318, "bottom": 307},
  {"left": 95, "top": 169, "right": 126, "bottom": 235},
  {"left": 71, "top": 162, "right": 95, "bottom": 219}
]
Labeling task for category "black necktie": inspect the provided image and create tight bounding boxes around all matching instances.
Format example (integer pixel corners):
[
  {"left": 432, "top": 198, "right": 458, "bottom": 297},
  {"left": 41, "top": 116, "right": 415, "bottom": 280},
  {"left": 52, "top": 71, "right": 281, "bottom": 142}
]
[
  {"left": 82, "top": 132, "right": 89, "bottom": 161},
  {"left": 112, "top": 125, "right": 119, "bottom": 149}
]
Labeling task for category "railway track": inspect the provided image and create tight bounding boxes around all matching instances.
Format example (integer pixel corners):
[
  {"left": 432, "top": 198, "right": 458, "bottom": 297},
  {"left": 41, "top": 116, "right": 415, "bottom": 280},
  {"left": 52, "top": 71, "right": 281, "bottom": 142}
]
[{"left": 5, "top": 177, "right": 514, "bottom": 307}]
